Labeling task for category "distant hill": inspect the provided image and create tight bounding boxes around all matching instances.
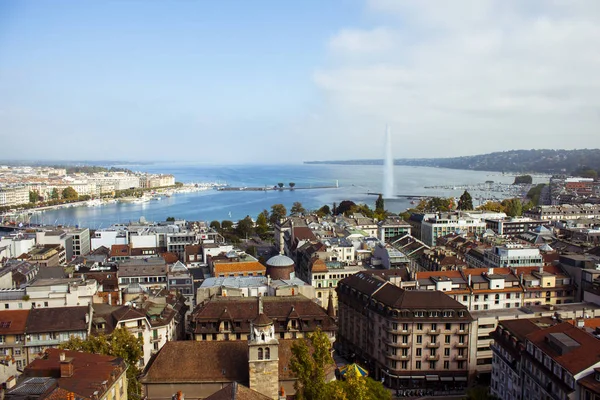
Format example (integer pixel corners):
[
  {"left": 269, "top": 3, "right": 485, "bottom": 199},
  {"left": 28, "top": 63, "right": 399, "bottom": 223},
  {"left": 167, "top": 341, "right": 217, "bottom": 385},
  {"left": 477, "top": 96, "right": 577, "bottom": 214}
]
[{"left": 305, "top": 149, "right": 600, "bottom": 174}]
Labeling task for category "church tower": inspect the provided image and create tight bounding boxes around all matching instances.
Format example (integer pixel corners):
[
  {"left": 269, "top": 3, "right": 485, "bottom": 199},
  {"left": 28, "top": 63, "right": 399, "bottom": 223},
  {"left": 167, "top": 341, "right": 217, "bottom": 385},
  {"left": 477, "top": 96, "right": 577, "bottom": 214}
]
[{"left": 248, "top": 296, "right": 280, "bottom": 399}]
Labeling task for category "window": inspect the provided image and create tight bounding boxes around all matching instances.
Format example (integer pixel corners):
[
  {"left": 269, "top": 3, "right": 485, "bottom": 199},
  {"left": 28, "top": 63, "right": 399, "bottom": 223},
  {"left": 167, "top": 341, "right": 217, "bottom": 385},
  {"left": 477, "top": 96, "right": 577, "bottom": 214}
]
[
  {"left": 445, "top": 335, "right": 451, "bottom": 344},
  {"left": 416, "top": 361, "right": 421, "bottom": 369},
  {"left": 417, "top": 323, "right": 423, "bottom": 330},
  {"left": 444, "top": 360, "right": 450, "bottom": 369},
  {"left": 459, "top": 323, "right": 466, "bottom": 331},
  {"left": 258, "top": 348, "right": 263, "bottom": 360},
  {"left": 417, "top": 335, "right": 422, "bottom": 344},
  {"left": 265, "top": 347, "right": 271, "bottom": 359},
  {"left": 445, "top": 323, "right": 451, "bottom": 330},
  {"left": 444, "top": 348, "right": 450, "bottom": 357},
  {"left": 429, "top": 361, "right": 436, "bottom": 369},
  {"left": 416, "top": 348, "right": 422, "bottom": 356}
]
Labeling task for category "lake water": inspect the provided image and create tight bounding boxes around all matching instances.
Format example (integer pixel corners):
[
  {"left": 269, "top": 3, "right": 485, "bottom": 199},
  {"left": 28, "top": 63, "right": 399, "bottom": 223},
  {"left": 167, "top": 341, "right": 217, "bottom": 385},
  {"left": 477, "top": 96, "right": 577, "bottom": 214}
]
[{"left": 35, "top": 164, "right": 535, "bottom": 228}]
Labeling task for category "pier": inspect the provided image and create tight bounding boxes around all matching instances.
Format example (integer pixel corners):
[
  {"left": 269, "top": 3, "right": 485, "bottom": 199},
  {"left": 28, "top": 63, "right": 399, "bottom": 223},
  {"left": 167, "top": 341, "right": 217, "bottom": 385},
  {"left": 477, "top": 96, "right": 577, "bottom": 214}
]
[
  {"left": 217, "top": 185, "right": 339, "bottom": 192},
  {"left": 366, "top": 192, "right": 429, "bottom": 199}
]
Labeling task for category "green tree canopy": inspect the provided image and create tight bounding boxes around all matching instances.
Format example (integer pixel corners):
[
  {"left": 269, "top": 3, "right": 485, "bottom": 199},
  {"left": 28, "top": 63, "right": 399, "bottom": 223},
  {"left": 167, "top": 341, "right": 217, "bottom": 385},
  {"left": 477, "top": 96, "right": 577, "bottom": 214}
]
[
  {"left": 209, "top": 220, "right": 221, "bottom": 230},
  {"left": 290, "top": 328, "right": 333, "bottom": 400},
  {"left": 60, "top": 328, "right": 143, "bottom": 399},
  {"left": 335, "top": 200, "right": 357, "bottom": 216},
  {"left": 269, "top": 203, "right": 287, "bottom": 224},
  {"left": 50, "top": 188, "right": 60, "bottom": 200},
  {"left": 289, "top": 328, "right": 390, "bottom": 400},
  {"left": 502, "top": 198, "right": 523, "bottom": 217},
  {"left": 457, "top": 190, "right": 473, "bottom": 210},
  {"left": 256, "top": 211, "right": 269, "bottom": 237},
  {"left": 316, "top": 205, "right": 331, "bottom": 217},
  {"left": 289, "top": 182, "right": 296, "bottom": 188},
  {"left": 375, "top": 195, "right": 384, "bottom": 213},
  {"left": 29, "top": 191, "right": 40, "bottom": 203},
  {"left": 416, "top": 197, "right": 455, "bottom": 212},
  {"left": 236, "top": 215, "right": 254, "bottom": 238},
  {"left": 277, "top": 182, "right": 284, "bottom": 188},
  {"left": 62, "top": 186, "right": 79, "bottom": 200},
  {"left": 166, "top": 216, "right": 175, "bottom": 222},
  {"left": 221, "top": 220, "right": 234, "bottom": 230},
  {"left": 291, "top": 201, "right": 306, "bottom": 214}
]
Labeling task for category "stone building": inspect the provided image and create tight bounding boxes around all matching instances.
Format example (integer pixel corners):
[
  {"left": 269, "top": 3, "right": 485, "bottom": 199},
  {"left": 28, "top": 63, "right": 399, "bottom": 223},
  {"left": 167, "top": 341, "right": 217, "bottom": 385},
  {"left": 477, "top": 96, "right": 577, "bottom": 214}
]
[{"left": 337, "top": 272, "right": 473, "bottom": 392}]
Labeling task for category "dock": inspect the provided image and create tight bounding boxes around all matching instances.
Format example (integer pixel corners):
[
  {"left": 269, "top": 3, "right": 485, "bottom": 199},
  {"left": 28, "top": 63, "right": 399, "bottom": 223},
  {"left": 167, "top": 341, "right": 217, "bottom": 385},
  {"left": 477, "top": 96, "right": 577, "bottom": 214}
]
[{"left": 218, "top": 185, "right": 339, "bottom": 192}]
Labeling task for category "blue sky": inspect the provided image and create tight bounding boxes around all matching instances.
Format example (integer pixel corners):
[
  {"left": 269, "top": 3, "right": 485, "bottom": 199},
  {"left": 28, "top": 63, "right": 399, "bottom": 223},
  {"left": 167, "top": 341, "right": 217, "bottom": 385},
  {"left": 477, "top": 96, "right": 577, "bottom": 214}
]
[{"left": 1, "top": 1, "right": 600, "bottom": 163}]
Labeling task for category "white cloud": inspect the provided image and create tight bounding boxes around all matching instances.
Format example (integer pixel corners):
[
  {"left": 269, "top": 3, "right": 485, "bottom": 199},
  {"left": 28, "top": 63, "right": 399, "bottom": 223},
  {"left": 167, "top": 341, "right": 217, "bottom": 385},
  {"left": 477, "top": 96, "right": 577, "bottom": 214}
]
[{"left": 308, "top": 0, "right": 600, "bottom": 159}]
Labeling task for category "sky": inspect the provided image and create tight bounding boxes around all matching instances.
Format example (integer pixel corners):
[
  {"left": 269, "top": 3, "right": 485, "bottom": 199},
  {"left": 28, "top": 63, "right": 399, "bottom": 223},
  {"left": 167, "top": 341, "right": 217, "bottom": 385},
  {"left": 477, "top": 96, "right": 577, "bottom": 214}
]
[{"left": 1, "top": 0, "right": 600, "bottom": 164}]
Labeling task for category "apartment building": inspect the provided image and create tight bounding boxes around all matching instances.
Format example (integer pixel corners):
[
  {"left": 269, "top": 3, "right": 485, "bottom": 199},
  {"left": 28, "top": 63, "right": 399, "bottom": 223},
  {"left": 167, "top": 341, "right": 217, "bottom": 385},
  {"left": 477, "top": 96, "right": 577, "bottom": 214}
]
[
  {"left": 484, "top": 244, "right": 544, "bottom": 269},
  {"left": 0, "top": 310, "right": 29, "bottom": 370},
  {"left": 210, "top": 252, "right": 266, "bottom": 277},
  {"left": 524, "top": 204, "right": 600, "bottom": 221},
  {"left": 117, "top": 258, "right": 168, "bottom": 291},
  {"left": 470, "top": 302, "right": 600, "bottom": 380},
  {"left": 421, "top": 214, "right": 487, "bottom": 247},
  {"left": 378, "top": 216, "right": 412, "bottom": 242},
  {"left": 413, "top": 265, "right": 574, "bottom": 312},
  {"left": 337, "top": 272, "right": 473, "bottom": 391},
  {"left": 21, "top": 245, "right": 65, "bottom": 267},
  {"left": 0, "top": 186, "right": 29, "bottom": 207},
  {"left": 310, "top": 258, "right": 366, "bottom": 311},
  {"left": 5, "top": 349, "right": 128, "bottom": 400},
  {"left": 190, "top": 295, "right": 336, "bottom": 343},
  {"left": 491, "top": 319, "right": 600, "bottom": 400},
  {"left": 24, "top": 306, "right": 91, "bottom": 364},
  {"left": 486, "top": 217, "right": 547, "bottom": 236}
]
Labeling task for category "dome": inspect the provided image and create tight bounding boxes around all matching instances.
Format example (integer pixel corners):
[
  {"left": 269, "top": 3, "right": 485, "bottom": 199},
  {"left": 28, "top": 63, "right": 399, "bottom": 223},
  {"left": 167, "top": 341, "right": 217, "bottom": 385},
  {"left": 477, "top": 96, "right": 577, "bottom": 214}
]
[{"left": 266, "top": 255, "right": 295, "bottom": 267}]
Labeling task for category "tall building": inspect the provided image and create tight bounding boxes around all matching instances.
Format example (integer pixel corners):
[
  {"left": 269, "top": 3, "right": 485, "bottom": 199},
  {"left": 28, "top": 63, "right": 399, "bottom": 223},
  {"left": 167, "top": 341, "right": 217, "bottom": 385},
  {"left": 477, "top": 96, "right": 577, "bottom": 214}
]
[
  {"left": 337, "top": 272, "right": 473, "bottom": 391},
  {"left": 248, "top": 298, "right": 280, "bottom": 399}
]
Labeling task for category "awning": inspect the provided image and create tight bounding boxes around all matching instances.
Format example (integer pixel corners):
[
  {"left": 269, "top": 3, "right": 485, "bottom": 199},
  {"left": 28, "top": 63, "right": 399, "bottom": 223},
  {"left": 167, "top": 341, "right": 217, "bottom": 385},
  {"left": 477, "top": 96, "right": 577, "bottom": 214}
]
[
  {"left": 440, "top": 377, "right": 454, "bottom": 382},
  {"left": 411, "top": 376, "right": 425, "bottom": 379},
  {"left": 426, "top": 375, "right": 439, "bottom": 381},
  {"left": 454, "top": 376, "right": 468, "bottom": 382},
  {"left": 398, "top": 376, "right": 411, "bottom": 379}
]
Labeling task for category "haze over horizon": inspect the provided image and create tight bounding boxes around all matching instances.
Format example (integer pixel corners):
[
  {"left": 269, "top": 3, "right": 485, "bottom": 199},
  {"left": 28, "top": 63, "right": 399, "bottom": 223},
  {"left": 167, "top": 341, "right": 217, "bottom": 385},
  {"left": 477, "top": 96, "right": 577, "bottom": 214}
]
[{"left": 2, "top": 0, "right": 600, "bottom": 164}]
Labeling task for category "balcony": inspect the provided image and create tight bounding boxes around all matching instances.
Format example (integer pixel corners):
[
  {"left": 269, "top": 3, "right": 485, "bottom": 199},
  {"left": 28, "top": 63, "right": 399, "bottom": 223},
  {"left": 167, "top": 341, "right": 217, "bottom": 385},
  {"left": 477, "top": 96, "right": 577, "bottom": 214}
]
[
  {"left": 454, "top": 354, "right": 467, "bottom": 361},
  {"left": 150, "top": 334, "right": 162, "bottom": 343},
  {"left": 427, "top": 328, "right": 440, "bottom": 334},
  {"left": 426, "top": 342, "right": 440, "bottom": 348},
  {"left": 454, "top": 342, "right": 468, "bottom": 348},
  {"left": 384, "top": 339, "right": 410, "bottom": 348},
  {"left": 385, "top": 326, "right": 411, "bottom": 334},
  {"left": 454, "top": 328, "right": 468, "bottom": 334},
  {"left": 385, "top": 353, "right": 410, "bottom": 361},
  {"left": 26, "top": 339, "right": 61, "bottom": 347},
  {"left": 426, "top": 355, "right": 440, "bottom": 361}
]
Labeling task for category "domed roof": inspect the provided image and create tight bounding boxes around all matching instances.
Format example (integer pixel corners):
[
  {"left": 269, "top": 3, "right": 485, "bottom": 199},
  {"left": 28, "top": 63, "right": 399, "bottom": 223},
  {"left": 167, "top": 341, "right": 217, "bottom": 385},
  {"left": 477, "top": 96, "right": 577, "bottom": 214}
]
[{"left": 266, "top": 254, "right": 295, "bottom": 267}]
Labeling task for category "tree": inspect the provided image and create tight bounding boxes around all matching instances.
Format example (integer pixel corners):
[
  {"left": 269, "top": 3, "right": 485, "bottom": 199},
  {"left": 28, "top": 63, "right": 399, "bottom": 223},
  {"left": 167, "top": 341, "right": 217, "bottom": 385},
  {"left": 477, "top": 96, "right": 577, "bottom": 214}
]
[
  {"left": 278, "top": 183, "right": 284, "bottom": 189},
  {"left": 464, "top": 387, "right": 499, "bottom": 400},
  {"left": 289, "top": 182, "right": 296, "bottom": 189},
  {"left": 166, "top": 216, "right": 175, "bottom": 222},
  {"left": 60, "top": 328, "right": 143, "bottom": 399},
  {"left": 289, "top": 328, "right": 333, "bottom": 400},
  {"left": 335, "top": 200, "right": 357, "bottom": 216},
  {"left": 236, "top": 215, "right": 254, "bottom": 238},
  {"left": 269, "top": 203, "right": 287, "bottom": 224},
  {"left": 502, "top": 198, "right": 523, "bottom": 217},
  {"left": 62, "top": 186, "right": 79, "bottom": 201},
  {"left": 457, "top": 190, "right": 473, "bottom": 210},
  {"left": 29, "top": 191, "right": 40, "bottom": 203},
  {"left": 221, "top": 220, "right": 234, "bottom": 230},
  {"left": 209, "top": 220, "right": 221, "bottom": 231},
  {"left": 256, "top": 211, "right": 269, "bottom": 237},
  {"left": 291, "top": 201, "right": 306, "bottom": 214},
  {"left": 477, "top": 201, "right": 504, "bottom": 212},
  {"left": 316, "top": 205, "right": 331, "bottom": 217},
  {"left": 332, "top": 202, "right": 337, "bottom": 215},
  {"left": 375, "top": 194, "right": 384, "bottom": 213},
  {"left": 50, "top": 188, "right": 60, "bottom": 200},
  {"left": 328, "top": 368, "right": 391, "bottom": 400}
]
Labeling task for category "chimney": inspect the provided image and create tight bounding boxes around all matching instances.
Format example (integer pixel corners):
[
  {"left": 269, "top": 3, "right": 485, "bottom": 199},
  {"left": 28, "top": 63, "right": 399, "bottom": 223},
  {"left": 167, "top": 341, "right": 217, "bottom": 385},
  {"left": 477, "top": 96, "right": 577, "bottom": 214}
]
[
  {"left": 5, "top": 375, "right": 16, "bottom": 389},
  {"left": 576, "top": 318, "right": 585, "bottom": 328},
  {"left": 488, "top": 268, "right": 494, "bottom": 275},
  {"left": 279, "top": 386, "right": 286, "bottom": 400},
  {"left": 60, "top": 354, "right": 74, "bottom": 378},
  {"left": 539, "top": 266, "right": 544, "bottom": 274}
]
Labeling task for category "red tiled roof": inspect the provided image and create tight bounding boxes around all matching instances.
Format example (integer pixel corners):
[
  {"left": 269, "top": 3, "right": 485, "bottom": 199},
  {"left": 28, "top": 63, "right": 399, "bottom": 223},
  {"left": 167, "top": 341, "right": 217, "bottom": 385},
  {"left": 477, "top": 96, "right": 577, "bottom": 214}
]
[
  {"left": 110, "top": 244, "right": 130, "bottom": 258},
  {"left": 0, "top": 310, "right": 30, "bottom": 334},
  {"left": 526, "top": 322, "right": 600, "bottom": 374},
  {"left": 23, "top": 348, "right": 126, "bottom": 399}
]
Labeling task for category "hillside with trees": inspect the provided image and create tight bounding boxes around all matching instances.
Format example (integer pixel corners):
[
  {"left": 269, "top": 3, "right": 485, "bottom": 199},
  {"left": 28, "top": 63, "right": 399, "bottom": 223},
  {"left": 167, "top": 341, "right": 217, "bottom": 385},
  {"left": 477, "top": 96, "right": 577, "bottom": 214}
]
[{"left": 305, "top": 149, "right": 600, "bottom": 175}]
